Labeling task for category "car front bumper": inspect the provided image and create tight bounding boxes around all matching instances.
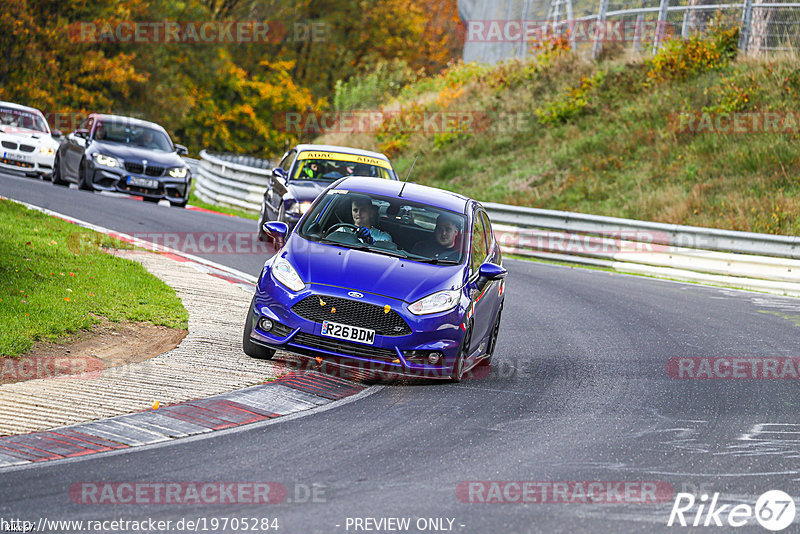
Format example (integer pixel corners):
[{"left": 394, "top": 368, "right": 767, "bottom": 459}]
[
  {"left": 249, "top": 269, "right": 467, "bottom": 379},
  {"left": 87, "top": 162, "right": 190, "bottom": 202}
]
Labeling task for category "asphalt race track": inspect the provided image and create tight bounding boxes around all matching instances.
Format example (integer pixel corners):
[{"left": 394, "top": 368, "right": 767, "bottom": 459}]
[{"left": 2, "top": 171, "right": 800, "bottom": 533}]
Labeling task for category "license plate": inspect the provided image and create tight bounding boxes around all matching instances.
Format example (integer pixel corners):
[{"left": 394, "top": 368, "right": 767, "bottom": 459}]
[
  {"left": 321, "top": 321, "right": 375, "bottom": 345},
  {"left": 127, "top": 176, "right": 158, "bottom": 188},
  {"left": 3, "top": 152, "right": 30, "bottom": 162}
]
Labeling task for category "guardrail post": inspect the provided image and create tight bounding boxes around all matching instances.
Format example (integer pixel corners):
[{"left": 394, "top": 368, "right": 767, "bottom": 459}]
[
  {"left": 591, "top": 0, "right": 609, "bottom": 59},
  {"left": 653, "top": 0, "right": 671, "bottom": 53},
  {"left": 739, "top": 0, "right": 754, "bottom": 52}
]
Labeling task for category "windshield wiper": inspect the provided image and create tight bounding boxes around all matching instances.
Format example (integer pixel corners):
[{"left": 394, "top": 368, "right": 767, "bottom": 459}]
[{"left": 411, "top": 257, "right": 460, "bottom": 265}]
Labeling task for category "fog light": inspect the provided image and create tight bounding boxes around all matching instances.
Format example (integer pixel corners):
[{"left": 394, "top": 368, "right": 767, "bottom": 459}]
[
  {"left": 428, "top": 352, "right": 442, "bottom": 365},
  {"left": 258, "top": 317, "right": 274, "bottom": 332}
]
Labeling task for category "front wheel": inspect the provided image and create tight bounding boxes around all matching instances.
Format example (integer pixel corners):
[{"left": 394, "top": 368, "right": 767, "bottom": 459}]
[
  {"left": 170, "top": 198, "right": 187, "bottom": 208},
  {"left": 243, "top": 297, "right": 276, "bottom": 360},
  {"left": 77, "top": 160, "right": 94, "bottom": 191},
  {"left": 51, "top": 154, "right": 68, "bottom": 186},
  {"left": 480, "top": 304, "right": 503, "bottom": 366},
  {"left": 450, "top": 324, "right": 472, "bottom": 382}
]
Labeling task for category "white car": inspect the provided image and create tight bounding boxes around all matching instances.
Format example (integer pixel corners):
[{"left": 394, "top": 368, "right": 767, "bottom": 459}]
[{"left": 0, "top": 101, "right": 61, "bottom": 179}]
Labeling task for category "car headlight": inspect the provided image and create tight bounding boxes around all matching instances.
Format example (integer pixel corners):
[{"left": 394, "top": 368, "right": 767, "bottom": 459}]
[
  {"left": 169, "top": 167, "right": 188, "bottom": 178},
  {"left": 40, "top": 146, "right": 55, "bottom": 156},
  {"left": 271, "top": 258, "right": 305, "bottom": 292},
  {"left": 408, "top": 289, "right": 460, "bottom": 315},
  {"left": 92, "top": 153, "right": 120, "bottom": 167},
  {"left": 287, "top": 200, "right": 312, "bottom": 215}
]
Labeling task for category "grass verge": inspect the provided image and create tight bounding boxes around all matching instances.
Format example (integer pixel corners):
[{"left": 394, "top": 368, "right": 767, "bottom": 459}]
[{"left": 0, "top": 199, "right": 188, "bottom": 357}]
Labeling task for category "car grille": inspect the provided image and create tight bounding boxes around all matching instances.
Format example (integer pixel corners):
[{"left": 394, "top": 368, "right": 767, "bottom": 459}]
[
  {"left": 290, "top": 332, "right": 398, "bottom": 362},
  {"left": 19, "top": 144, "right": 35, "bottom": 153},
  {"left": 145, "top": 166, "right": 164, "bottom": 177},
  {"left": 291, "top": 295, "right": 411, "bottom": 336},
  {"left": 124, "top": 162, "right": 143, "bottom": 174},
  {"left": 1, "top": 141, "right": 17, "bottom": 150}
]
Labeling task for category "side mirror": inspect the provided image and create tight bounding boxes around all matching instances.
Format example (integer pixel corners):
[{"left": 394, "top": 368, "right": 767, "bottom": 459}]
[
  {"left": 51, "top": 130, "right": 63, "bottom": 139},
  {"left": 478, "top": 262, "right": 507, "bottom": 281},
  {"left": 175, "top": 144, "right": 188, "bottom": 156},
  {"left": 263, "top": 221, "right": 289, "bottom": 240},
  {"left": 272, "top": 167, "right": 287, "bottom": 180}
]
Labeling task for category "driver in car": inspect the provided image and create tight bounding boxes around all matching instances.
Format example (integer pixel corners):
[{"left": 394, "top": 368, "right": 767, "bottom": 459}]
[
  {"left": 337, "top": 195, "right": 392, "bottom": 244},
  {"left": 411, "top": 213, "right": 461, "bottom": 260}
]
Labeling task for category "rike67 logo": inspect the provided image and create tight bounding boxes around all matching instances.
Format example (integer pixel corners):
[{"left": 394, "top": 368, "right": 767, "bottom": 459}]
[{"left": 668, "top": 490, "right": 796, "bottom": 531}]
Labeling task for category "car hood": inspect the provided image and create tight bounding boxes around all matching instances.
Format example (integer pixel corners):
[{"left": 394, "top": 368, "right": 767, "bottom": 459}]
[
  {"left": 0, "top": 128, "right": 58, "bottom": 148},
  {"left": 90, "top": 141, "right": 184, "bottom": 167},
  {"left": 286, "top": 180, "right": 329, "bottom": 202},
  {"left": 284, "top": 236, "right": 464, "bottom": 303}
]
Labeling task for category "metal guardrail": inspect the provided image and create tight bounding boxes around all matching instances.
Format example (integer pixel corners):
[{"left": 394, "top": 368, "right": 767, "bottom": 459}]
[
  {"left": 193, "top": 152, "right": 800, "bottom": 297},
  {"left": 194, "top": 150, "right": 271, "bottom": 212}
]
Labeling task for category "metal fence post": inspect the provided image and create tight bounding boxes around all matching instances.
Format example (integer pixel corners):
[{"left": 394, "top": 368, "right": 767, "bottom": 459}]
[
  {"left": 739, "top": 0, "right": 754, "bottom": 52},
  {"left": 681, "top": 9, "right": 691, "bottom": 38},
  {"left": 566, "top": 0, "right": 576, "bottom": 49},
  {"left": 592, "top": 0, "right": 609, "bottom": 59},
  {"left": 653, "top": 0, "right": 671, "bottom": 53},
  {"left": 633, "top": 13, "right": 644, "bottom": 52}
]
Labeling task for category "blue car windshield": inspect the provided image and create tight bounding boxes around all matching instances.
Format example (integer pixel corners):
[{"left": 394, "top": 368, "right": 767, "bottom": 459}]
[{"left": 298, "top": 190, "right": 467, "bottom": 264}]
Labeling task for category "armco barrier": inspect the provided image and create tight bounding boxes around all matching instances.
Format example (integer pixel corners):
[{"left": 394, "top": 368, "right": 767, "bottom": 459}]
[
  {"left": 194, "top": 150, "right": 271, "bottom": 212},
  {"left": 194, "top": 151, "right": 800, "bottom": 297}
]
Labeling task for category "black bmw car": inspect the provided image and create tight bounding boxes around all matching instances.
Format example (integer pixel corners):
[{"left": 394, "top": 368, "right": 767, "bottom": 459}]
[{"left": 51, "top": 114, "right": 191, "bottom": 207}]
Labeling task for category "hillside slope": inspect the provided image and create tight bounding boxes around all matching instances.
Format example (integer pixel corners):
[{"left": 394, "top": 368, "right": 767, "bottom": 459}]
[{"left": 319, "top": 28, "right": 800, "bottom": 235}]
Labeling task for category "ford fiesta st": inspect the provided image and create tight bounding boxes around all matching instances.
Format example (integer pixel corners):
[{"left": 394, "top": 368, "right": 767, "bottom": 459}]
[
  {"left": 258, "top": 144, "right": 398, "bottom": 241},
  {"left": 0, "top": 101, "right": 61, "bottom": 179},
  {"left": 51, "top": 114, "right": 191, "bottom": 207},
  {"left": 243, "top": 176, "right": 506, "bottom": 381}
]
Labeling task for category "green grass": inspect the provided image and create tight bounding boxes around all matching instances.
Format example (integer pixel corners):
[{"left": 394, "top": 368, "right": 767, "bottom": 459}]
[
  {"left": 328, "top": 31, "right": 800, "bottom": 236},
  {"left": 0, "top": 199, "right": 188, "bottom": 357},
  {"left": 188, "top": 182, "right": 259, "bottom": 220}
]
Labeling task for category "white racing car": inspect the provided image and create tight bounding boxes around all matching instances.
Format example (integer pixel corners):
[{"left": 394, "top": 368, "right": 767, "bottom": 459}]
[{"left": 0, "top": 101, "right": 61, "bottom": 179}]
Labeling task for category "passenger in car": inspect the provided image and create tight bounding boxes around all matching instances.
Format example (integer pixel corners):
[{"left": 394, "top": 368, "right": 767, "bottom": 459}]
[{"left": 411, "top": 213, "right": 461, "bottom": 260}]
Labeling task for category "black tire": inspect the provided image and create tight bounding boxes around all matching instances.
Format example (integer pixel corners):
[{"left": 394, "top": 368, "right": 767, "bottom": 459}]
[
  {"left": 479, "top": 304, "right": 503, "bottom": 367},
  {"left": 77, "top": 160, "right": 93, "bottom": 191},
  {"left": 243, "top": 297, "right": 276, "bottom": 360},
  {"left": 257, "top": 213, "right": 270, "bottom": 242},
  {"left": 450, "top": 324, "right": 472, "bottom": 382},
  {"left": 51, "top": 154, "right": 68, "bottom": 186},
  {"left": 170, "top": 199, "right": 187, "bottom": 208}
]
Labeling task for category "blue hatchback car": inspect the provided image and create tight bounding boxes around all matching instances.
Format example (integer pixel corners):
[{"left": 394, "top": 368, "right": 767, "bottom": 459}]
[{"left": 243, "top": 177, "right": 506, "bottom": 381}]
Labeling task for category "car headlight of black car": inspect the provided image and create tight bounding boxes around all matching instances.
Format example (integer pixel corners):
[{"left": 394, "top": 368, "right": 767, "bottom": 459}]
[
  {"left": 168, "top": 166, "right": 188, "bottom": 178},
  {"left": 286, "top": 200, "right": 312, "bottom": 215},
  {"left": 92, "top": 153, "right": 122, "bottom": 168}
]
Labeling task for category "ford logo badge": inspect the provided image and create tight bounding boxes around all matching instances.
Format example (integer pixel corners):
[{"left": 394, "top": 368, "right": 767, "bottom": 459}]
[{"left": 348, "top": 291, "right": 364, "bottom": 298}]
